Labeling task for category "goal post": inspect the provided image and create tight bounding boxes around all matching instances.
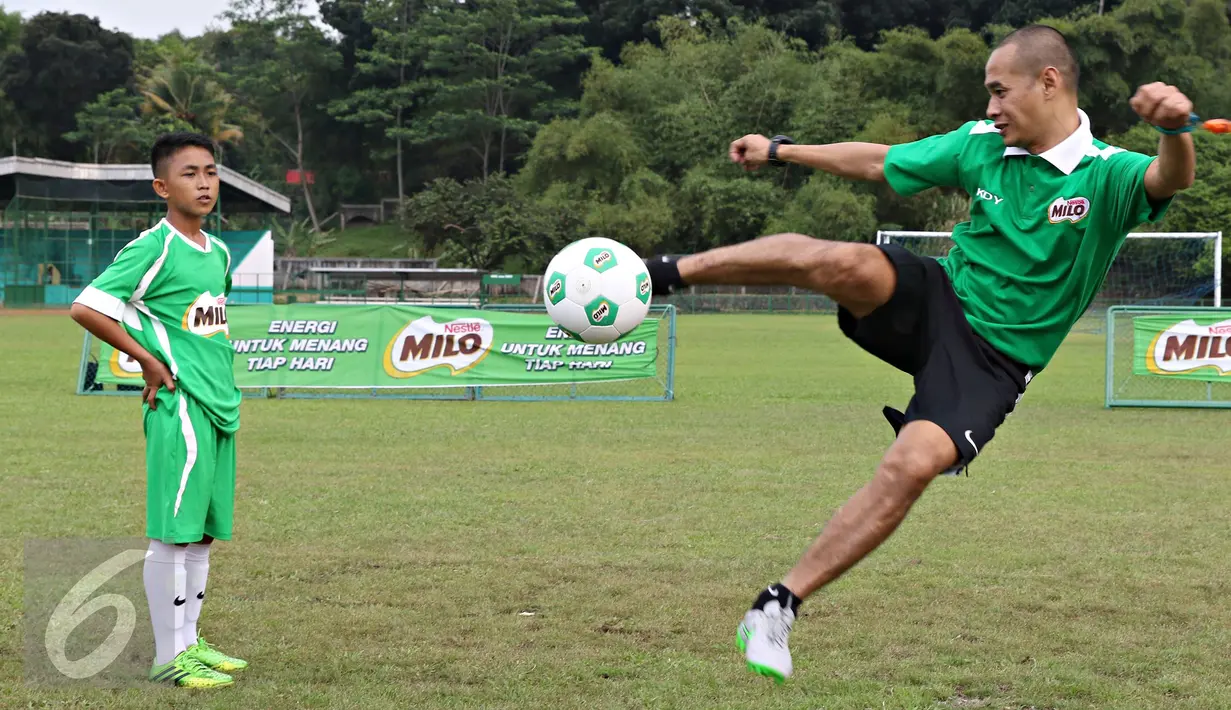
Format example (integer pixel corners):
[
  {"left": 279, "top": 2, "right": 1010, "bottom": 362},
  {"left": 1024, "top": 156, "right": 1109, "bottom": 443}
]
[
  {"left": 76, "top": 302, "right": 677, "bottom": 402},
  {"left": 1105, "top": 305, "right": 1231, "bottom": 408},
  {"left": 877, "top": 230, "right": 1224, "bottom": 325}
]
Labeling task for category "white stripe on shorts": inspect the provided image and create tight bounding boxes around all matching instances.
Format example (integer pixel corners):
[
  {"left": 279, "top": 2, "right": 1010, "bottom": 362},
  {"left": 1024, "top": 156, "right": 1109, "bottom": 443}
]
[{"left": 173, "top": 393, "right": 199, "bottom": 517}]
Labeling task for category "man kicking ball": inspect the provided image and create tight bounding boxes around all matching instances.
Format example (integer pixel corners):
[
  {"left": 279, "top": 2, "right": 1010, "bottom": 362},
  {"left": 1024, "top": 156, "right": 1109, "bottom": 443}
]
[{"left": 643, "top": 25, "right": 1197, "bottom": 681}]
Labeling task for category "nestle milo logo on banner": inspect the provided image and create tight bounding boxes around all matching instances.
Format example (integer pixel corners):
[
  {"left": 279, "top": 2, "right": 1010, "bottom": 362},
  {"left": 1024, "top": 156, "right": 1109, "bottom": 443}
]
[
  {"left": 1146, "top": 318, "right": 1231, "bottom": 376},
  {"left": 109, "top": 348, "right": 144, "bottom": 379},
  {"left": 383, "top": 316, "right": 494, "bottom": 378}
]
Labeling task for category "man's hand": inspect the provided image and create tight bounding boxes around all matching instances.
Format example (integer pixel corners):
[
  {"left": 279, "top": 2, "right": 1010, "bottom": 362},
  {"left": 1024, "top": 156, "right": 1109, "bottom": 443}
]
[
  {"left": 1130, "top": 82, "right": 1194, "bottom": 131},
  {"left": 140, "top": 355, "right": 175, "bottom": 410},
  {"left": 729, "top": 134, "right": 772, "bottom": 171},
  {"left": 1130, "top": 82, "right": 1198, "bottom": 200}
]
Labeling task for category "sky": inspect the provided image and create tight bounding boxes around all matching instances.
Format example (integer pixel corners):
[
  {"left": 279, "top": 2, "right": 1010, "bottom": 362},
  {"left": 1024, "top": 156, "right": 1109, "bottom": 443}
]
[{"left": 3, "top": 0, "right": 322, "bottom": 39}]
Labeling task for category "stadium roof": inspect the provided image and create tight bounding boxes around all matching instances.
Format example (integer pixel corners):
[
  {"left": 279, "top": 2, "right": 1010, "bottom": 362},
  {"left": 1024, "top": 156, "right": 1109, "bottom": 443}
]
[
  {"left": 309, "top": 267, "right": 484, "bottom": 280},
  {"left": 0, "top": 157, "right": 291, "bottom": 213}
]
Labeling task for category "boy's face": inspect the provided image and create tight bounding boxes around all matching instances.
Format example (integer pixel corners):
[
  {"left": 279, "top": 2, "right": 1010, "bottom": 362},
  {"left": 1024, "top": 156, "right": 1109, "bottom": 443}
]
[{"left": 153, "top": 146, "right": 219, "bottom": 219}]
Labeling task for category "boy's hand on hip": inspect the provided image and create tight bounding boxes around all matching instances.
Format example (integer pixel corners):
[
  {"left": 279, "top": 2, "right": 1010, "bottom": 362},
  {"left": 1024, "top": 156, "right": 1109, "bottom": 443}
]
[{"left": 140, "top": 356, "right": 176, "bottom": 410}]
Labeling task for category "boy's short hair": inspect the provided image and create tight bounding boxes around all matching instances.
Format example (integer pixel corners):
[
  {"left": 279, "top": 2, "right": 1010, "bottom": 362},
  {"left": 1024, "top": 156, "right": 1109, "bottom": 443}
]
[{"left": 150, "top": 132, "right": 217, "bottom": 177}]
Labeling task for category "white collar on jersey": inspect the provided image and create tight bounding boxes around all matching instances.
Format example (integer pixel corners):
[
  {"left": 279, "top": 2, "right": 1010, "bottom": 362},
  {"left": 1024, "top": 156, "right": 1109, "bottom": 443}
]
[
  {"left": 160, "top": 217, "right": 212, "bottom": 254},
  {"left": 1000, "top": 108, "right": 1094, "bottom": 176}
]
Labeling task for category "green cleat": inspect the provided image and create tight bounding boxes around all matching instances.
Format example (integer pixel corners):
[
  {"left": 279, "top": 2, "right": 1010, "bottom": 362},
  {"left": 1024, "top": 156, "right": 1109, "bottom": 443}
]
[
  {"left": 149, "top": 650, "right": 234, "bottom": 688},
  {"left": 187, "top": 636, "right": 249, "bottom": 673}
]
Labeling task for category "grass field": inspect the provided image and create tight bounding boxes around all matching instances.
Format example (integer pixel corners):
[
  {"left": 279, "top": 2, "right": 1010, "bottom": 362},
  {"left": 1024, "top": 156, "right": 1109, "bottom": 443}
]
[
  {"left": 311, "top": 224, "right": 423, "bottom": 259},
  {"left": 2, "top": 311, "right": 1229, "bottom": 709}
]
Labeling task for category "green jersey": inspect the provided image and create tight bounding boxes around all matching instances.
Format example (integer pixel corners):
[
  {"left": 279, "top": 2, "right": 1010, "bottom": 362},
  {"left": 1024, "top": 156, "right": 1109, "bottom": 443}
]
[
  {"left": 882, "top": 109, "right": 1172, "bottom": 370},
  {"left": 75, "top": 218, "right": 241, "bottom": 433}
]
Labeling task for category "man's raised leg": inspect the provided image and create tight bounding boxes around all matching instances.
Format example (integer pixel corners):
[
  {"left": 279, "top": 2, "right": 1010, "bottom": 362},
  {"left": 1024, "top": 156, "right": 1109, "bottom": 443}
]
[
  {"left": 648, "top": 233, "right": 896, "bottom": 318},
  {"left": 738, "top": 421, "right": 960, "bottom": 682}
]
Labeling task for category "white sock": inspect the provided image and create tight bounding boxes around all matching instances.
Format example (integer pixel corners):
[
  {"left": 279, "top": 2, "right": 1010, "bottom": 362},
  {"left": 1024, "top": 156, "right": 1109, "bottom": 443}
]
[
  {"left": 182, "top": 543, "right": 210, "bottom": 649},
  {"left": 143, "top": 540, "right": 187, "bottom": 665}
]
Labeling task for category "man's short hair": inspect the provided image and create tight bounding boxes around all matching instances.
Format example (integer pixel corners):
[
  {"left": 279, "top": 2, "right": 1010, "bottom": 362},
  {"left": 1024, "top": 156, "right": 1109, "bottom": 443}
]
[
  {"left": 150, "top": 132, "right": 217, "bottom": 177},
  {"left": 997, "top": 24, "right": 1079, "bottom": 92}
]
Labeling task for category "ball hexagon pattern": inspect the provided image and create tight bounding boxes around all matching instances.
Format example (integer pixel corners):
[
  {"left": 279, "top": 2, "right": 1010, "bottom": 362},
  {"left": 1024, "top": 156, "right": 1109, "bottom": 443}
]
[{"left": 542, "top": 238, "right": 652, "bottom": 344}]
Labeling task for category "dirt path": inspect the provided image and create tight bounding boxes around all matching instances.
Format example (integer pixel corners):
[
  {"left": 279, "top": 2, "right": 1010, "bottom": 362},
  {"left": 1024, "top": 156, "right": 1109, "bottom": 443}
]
[{"left": 0, "top": 307, "right": 72, "bottom": 316}]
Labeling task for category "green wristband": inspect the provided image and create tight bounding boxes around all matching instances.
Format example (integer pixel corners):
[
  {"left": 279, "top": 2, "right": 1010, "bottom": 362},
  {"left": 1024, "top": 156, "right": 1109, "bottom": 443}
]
[{"left": 1155, "top": 112, "right": 1198, "bottom": 135}]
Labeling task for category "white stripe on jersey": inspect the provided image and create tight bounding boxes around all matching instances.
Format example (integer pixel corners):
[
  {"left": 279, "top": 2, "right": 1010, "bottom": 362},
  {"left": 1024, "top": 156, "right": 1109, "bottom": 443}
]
[
  {"left": 172, "top": 393, "right": 199, "bottom": 517},
  {"left": 131, "top": 226, "right": 175, "bottom": 304},
  {"left": 209, "top": 236, "right": 231, "bottom": 274},
  {"left": 131, "top": 226, "right": 180, "bottom": 376}
]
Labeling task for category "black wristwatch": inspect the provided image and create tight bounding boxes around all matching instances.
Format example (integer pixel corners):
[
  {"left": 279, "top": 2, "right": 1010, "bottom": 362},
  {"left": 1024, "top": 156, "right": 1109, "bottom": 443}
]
[{"left": 768, "top": 135, "right": 794, "bottom": 167}]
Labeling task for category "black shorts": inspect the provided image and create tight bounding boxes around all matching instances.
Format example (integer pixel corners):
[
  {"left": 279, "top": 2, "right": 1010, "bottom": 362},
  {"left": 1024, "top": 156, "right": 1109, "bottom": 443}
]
[{"left": 837, "top": 244, "right": 1034, "bottom": 474}]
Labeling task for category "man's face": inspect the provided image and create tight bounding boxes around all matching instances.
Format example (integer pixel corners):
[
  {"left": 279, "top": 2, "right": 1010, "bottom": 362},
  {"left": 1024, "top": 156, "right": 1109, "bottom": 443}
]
[
  {"left": 154, "top": 146, "right": 219, "bottom": 218},
  {"left": 984, "top": 45, "right": 1047, "bottom": 149}
]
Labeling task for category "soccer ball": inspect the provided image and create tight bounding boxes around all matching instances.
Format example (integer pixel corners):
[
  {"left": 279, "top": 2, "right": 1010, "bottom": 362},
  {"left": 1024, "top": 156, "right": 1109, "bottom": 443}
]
[{"left": 542, "top": 237, "right": 652, "bottom": 344}]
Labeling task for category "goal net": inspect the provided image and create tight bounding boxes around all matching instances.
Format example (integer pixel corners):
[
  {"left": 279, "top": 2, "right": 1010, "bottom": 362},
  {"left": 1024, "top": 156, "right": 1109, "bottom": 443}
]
[
  {"left": 77, "top": 303, "right": 677, "bottom": 402},
  {"left": 877, "top": 231, "right": 1224, "bottom": 333}
]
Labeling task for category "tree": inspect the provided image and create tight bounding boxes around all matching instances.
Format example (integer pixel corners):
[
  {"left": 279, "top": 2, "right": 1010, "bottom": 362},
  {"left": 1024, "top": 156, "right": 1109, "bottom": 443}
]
[
  {"left": 573, "top": 0, "right": 689, "bottom": 61},
  {"left": 64, "top": 89, "right": 146, "bottom": 163},
  {"left": 836, "top": 0, "right": 1124, "bottom": 51},
  {"left": 413, "top": 0, "right": 592, "bottom": 180},
  {"left": 318, "top": 0, "right": 375, "bottom": 75},
  {"left": 0, "top": 6, "right": 24, "bottom": 155},
  {"left": 0, "top": 12, "right": 134, "bottom": 159},
  {"left": 62, "top": 87, "right": 194, "bottom": 163},
  {"left": 764, "top": 174, "right": 877, "bottom": 242},
  {"left": 521, "top": 18, "right": 822, "bottom": 252},
  {"left": 328, "top": 0, "right": 423, "bottom": 201},
  {"left": 859, "top": 27, "right": 989, "bottom": 134},
  {"left": 406, "top": 173, "right": 570, "bottom": 270},
  {"left": 728, "top": 0, "right": 839, "bottom": 49},
  {"left": 139, "top": 36, "right": 245, "bottom": 151},
  {"left": 219, "top": 0, "right": 342, "bottom": 232}
]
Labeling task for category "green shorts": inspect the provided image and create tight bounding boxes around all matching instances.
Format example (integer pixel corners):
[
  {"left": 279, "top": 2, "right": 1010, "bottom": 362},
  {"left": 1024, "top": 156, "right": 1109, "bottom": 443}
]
[{"left": 144, "top": 390, "right": 235, "bottom": 543}]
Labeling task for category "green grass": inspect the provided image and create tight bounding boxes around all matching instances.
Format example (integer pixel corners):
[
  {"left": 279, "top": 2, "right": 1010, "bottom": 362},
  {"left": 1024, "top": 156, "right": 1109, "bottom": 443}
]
[
  {"left": 312, "top": 224, "right": 421, "bottom": 259},
  {"left": 2, "top": 312, "right": 1229, "bottom": 709}
]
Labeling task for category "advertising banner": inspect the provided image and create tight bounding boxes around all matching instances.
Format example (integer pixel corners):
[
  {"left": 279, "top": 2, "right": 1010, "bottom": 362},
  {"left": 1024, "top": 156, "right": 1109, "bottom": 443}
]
[
  {"left": 1133, "top": 313, "right": 1231, "bottom": 381},
  {"left": 97, "top": 303, "right": 659, "bottom": 388}
]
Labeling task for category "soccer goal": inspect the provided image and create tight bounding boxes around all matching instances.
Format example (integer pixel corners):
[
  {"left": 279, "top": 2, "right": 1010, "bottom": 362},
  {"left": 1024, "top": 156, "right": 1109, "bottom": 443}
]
[{"left": 877, "top": 230, "right": 1224, "bottom": 332}]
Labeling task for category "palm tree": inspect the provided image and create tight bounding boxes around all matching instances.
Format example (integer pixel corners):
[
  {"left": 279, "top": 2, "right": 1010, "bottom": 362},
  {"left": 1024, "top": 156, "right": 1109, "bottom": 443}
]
[{"left": 139, "top": 39, "right": 245, "bottom": 147}]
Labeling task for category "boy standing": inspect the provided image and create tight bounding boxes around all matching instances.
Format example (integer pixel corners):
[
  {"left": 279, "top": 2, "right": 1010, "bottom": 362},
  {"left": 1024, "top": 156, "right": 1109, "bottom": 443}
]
[{"left": 70, "top": 132, "right": 248, "bottom": 688}]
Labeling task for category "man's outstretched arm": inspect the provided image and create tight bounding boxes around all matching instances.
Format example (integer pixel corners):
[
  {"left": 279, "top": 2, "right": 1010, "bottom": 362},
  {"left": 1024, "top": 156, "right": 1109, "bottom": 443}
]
[
  {"left": 645, "top": 136, "right": 897, "bottom": 313},
  {"left": 729, "top": 134, "right": 889, "bottom": 182}
]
